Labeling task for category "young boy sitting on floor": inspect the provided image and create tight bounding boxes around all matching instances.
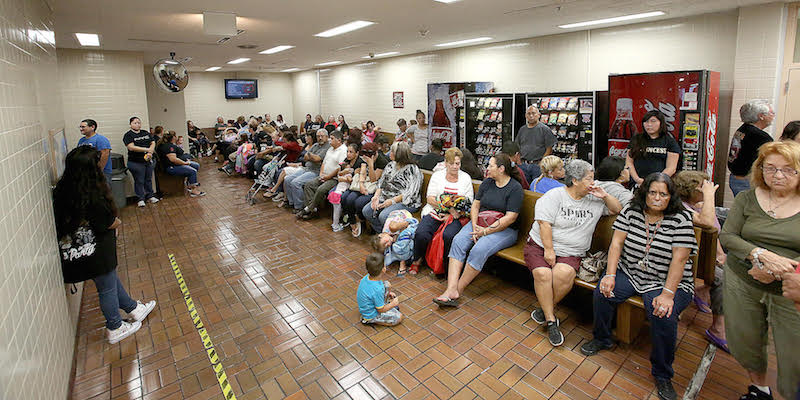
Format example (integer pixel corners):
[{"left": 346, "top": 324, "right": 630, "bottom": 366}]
[
  {"left": 371, "top": 209, "right": 418, "bottom": 276},
  {"left": 357, "top": 253, "right": 403, "bottom": 326}
]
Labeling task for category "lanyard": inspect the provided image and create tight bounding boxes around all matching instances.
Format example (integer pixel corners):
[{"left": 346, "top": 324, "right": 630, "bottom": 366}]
[{"left": 643, "top": 217, "right": 663, "bottom": 257}]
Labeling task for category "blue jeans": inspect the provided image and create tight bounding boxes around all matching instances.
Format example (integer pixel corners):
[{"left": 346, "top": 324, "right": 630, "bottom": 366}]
[
  {"left": 448, "top": 222, "right": 518, "bottom": 271},
  {"left": 362, "top": 202, "right": 417, "bottom": 232},
  {"left": 729, "top": 175, "right": 750, "bottom": 197},
  {"left": 127, "top": 161, "right": 154, "bottom": 201},
  {"left": 103, "top": 172, "right": 112, "bottom": 188},
  {"left": 93, "top": 269, "right": 137, "bottom": 330},
  {"left": 285, "top": 170, "right": 317, "bottom": 210},
  {"left": 166, "top": 164, "right": 199, "bottom": 185},
  {"left": 591, "top": 270, "right": 692, "bottom": 380},
  {"left": 520, "top": 163, "right": 541, "bottom": 185}
]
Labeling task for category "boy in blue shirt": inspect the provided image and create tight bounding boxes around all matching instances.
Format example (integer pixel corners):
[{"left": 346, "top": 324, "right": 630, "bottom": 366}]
[
  {"left": 357, "top": 253, "right": 403, "bottom": 326},
  {"left": 77, "top": 119, "right": 113, "bottom": 183}
]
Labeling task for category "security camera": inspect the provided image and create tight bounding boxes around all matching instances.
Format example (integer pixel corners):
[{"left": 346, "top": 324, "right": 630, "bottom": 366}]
[{"left": 369, "top": 52, "right": 375, "bottom": 58}]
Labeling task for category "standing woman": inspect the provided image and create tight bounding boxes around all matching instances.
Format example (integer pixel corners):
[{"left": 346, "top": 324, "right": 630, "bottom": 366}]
[
  {"left": 408, "top": 110, "right": 430, "bottom": 159},
  {"left": 626, "top": 110, "right": 680, "bottom": 186},
  {"left": 124, "top": 117, "right": 159, "bottom": 207},
  {"left": 55, "top": 146, "right": 156, "bottom": 344},
  {"left": 719, "top": 141, "right": 800, "bottom": 400}
]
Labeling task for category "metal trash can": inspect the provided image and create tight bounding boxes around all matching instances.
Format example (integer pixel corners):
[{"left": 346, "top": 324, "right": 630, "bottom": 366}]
[{"left": 110, "top": 153, "right": 129, "bottom": 208}]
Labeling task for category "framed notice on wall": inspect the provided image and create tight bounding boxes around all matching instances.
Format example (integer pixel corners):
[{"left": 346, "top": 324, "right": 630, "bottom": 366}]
[
  {"left": 393, "top": 91, "right": 404, "bottom": 108},
  {"left": 44, "top": 128, "right": 68, "bottom": 185}
]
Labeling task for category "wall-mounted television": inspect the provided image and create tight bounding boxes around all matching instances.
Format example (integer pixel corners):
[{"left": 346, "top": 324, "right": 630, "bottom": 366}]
[{"left": 225, "top": 79, "right": 258, "bottom": 99}]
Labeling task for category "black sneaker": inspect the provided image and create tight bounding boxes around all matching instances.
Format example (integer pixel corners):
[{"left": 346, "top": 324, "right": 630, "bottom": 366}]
[
  {"left": 739, "top": 385, "right": 773, "bottom": 400},
  {"left": 546, "top": 319, "right": 564, "bottom": 346},
  {"left": 655, "top": 378, "right": 677, "bottom": 400},
  {"left": 580, "top": 339, "right": 615, "bottom": 356},
  {"left": 531, "top": 308, "right": 546, "bottom": 325}
]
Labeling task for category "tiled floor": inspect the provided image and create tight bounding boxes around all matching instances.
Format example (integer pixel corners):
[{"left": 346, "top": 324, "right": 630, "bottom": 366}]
[{"left": 69, "top": 158, "right": 781, "bottom": 400}]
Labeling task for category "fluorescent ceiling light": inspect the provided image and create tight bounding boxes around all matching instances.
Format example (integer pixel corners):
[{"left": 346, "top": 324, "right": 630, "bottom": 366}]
[
  {"left": 28, "top": 29, "right": 55, "bottom": 45},
  {"left": 558, "top": 11, "right": 665, "bottom": 29},
  {"left": 434, "top": 0, "right": 461, "bottom": 3},
  {"left": 205, "top": 67, "right": 221, "bottom": 71},
  {"left": 75, "top": 33, "right": 99, "bottom": 46},
  {"left": 362, "top": 51, "right": 399, "bottom": 59},
  {"left": 260, "top": 45, "right": 294, "bottom": 54},
  {"left": 164, "top": 60, "right": 179, "bottom": 65},
  {"left": 227, "top": 57, "right": 251, "bottom": 64},
  {"left": 435, "top": 37, "right": 492, "bottom": 47},
  {"left": 315, "top": 20, "right": 375, "bottom": 38},
  {"left": 281, "top": 68, "right": 300, "bottom": 72},
  {"left": 315, "top": 61, "right": 341, "bottom": 66}
]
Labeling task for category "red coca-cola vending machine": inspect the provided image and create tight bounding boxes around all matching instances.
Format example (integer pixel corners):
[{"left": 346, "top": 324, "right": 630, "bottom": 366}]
[
  {"left": 608, "top": 70, "right": 720, "bottom": 178},
  {"left": 427, "top": 82, "right": 493, "bottom": 149}
]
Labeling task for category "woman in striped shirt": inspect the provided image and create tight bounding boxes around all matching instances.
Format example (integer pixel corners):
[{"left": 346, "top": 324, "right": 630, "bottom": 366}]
[{"left": 581, "top": 173, "right": 697, "bottom": 400}]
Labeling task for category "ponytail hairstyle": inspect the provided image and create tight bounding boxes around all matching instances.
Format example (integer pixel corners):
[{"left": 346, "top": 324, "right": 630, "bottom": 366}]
[
  {"left": 493, "top": 153, "right": 522, "bottom": 184},
  {"left": 157, "top": 130, "right": 175, "bottom": 147}
]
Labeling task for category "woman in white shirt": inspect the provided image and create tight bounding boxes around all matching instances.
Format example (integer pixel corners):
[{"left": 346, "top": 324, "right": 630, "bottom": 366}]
[
  {"left": 411, "top": 148, "right": 474, "bottom": 274},
  {"left": 407, "top": 109, "right": 429, "bottom": 159}
]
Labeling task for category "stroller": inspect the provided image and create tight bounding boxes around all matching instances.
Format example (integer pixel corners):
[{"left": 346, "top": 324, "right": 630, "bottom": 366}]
[{"left": 246, "top": 154, "right": 286, "bottom": 205}]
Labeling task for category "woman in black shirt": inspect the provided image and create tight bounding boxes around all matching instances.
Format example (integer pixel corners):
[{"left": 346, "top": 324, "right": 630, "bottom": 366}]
[
  {"left": 123, "top": 117, "right": 158, "bottom": 207},
  {"left": 54, "top": 146, "right": 156, "bottom": 344},
  {"left": 156, "top": 131, "right": 205, "bottom": 197},
  {"left": 626, "top": 110, "right": 680, "bottom": 186}
]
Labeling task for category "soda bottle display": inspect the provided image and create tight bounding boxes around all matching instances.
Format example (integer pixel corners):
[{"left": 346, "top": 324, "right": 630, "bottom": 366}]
[
  {"left": 609, "top": 98, "right": 637, "bottom": 140},
  {"left": 430, "top": 99, "right": 453, "bottom": 148}
]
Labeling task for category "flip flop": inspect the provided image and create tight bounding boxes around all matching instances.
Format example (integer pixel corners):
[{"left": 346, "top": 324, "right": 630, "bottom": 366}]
[
  {"left": 704, "top": 329, "right": 730, "bottom": 353},
  {"left": 433, "top": 297, "right": 458, "bottom": 308},
  {"left": 693, "top": 296, "right": 712, "bottom": 313},
  {"left": 396, "top": 268, "right": 407, "bottom": 278}
]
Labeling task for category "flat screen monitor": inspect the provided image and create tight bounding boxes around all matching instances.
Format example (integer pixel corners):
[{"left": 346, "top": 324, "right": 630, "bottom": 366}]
[{"left": 225, "top": 79, "right": 258, "bottom": 99}]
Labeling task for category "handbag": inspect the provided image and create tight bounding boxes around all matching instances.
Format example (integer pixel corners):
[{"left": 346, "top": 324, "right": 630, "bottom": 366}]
[
  {"left": 349, "top": 172, "right": 377, "bottom": 194},
  {"left": 577, "top": 250, "right": 608, "bottom": 283},
  {"left": 476, "top": 210, "right": 504, "bottom": 228}
]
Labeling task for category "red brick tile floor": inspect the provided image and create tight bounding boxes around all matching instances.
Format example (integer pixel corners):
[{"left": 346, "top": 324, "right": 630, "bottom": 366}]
[{"left": 69, "top": 158, "right": 783, "bottom": 400}]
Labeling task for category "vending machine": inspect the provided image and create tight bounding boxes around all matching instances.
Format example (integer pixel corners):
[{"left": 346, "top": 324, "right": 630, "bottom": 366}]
[
  {"left": 465, "top": 93, "right": 516, "bottom": 171},
  {"left": 427, "top": 82, "right": 494, "bottom": 149},
  {"left": 607, "top": 70, "right": 720, "bottom": 178},
  {"left": 525, "top": 91, "right": 596, "bottom": 165}
]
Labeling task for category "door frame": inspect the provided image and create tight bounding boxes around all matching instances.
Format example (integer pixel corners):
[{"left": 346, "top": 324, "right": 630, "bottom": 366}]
[{"left": 777, "top": 3, "right": 800, "bottom": 131}]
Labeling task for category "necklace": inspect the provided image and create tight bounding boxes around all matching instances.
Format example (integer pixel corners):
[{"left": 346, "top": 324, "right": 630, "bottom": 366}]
[
  {"left": 767, "top": 191, "right": 794, "bottom": 217},
  {"left": 639, "top": 213, "right": 663, "bottom": 272}
]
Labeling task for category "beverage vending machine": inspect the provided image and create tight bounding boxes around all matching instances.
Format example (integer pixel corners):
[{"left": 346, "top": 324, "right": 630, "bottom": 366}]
[
  {"left": 465, "top": 93, "right": 516, "bottom": 171},
  {"left": 608, "top": 70, "right": 720, "bottom": 178},
  {"left": 526, "top": 91, "right": 596, "bottom": 165},
  {"left": 427, "top": 82, "right": 493, "bottom": 149}
]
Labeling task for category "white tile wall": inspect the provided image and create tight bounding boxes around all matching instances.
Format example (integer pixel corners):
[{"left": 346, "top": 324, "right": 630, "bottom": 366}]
[
  {"left": 0, "top": 0, "right": 73, "bottom": 399},
  {"left": 183, "top": 72, "right": 294, "bottom": 128},
  {"left": 57, "top": 49, "right": 151, "bottom": 154},
  {"left": 144, "top": 64, "right": 186, "bottom": 136},
  {"left": 294, "top": 11, "right": 740, "bottom": 137}
]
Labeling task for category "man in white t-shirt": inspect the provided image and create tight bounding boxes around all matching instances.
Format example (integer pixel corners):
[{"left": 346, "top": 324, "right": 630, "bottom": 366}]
[{"left": 299, "top": 131, "right": 348, "bottom": 219}]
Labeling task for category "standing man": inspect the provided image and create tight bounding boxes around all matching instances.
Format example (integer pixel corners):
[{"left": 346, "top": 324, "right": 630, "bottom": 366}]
[
  {"left": 515, "top": 105, "right": 556, "bottom": 184},
  {"left": 727, "top": 99, "right": 774, "bottom": 197},
  {"left": 78, "top": 119, "right": 113, "bottom": 183},
  {"left": 299, "top": 131, "right": 348, "bottom": 220}
]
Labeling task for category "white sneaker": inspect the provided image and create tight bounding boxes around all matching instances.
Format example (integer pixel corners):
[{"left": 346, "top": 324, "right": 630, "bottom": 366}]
[
  {"left": 107, "top": 320, "right": 141, "bottom": 344},
  {"left": 137, "top": 200, "right": 146, "bottom": 208},
  {"left": 125, "top": 300, "right": 156, "bottom": 322},
  {"left": 148, "top": 197, "right": 160, "bottom": 204}
]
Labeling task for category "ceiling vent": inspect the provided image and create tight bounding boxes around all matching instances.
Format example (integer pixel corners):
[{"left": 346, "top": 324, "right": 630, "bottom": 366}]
[
  {"left": 216, "top": 29, "right": 245, "bottom": 45},
  {"left": 237, "top": 44, "right": 258, "bottom": 49}
]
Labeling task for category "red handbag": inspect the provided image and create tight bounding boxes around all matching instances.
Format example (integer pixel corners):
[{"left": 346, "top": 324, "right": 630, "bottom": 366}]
[{"left": 477, "top": 210, "right": 504, "bottom": 228}]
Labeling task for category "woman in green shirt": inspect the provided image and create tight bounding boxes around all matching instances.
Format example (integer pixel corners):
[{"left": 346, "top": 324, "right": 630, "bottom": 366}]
[{"left": 720, "top": 141, "right": 800, "bottom": 400}]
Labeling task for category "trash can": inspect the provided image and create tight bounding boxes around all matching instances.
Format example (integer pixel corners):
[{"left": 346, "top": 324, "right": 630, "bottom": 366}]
[{"left": 110, "top": 153, "right": 129, "bottom": 208}]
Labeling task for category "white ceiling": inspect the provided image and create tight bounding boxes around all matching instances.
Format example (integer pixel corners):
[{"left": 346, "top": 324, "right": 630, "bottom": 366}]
[{"left": 54, "top": 0, "right": 779, "bottom": 73}]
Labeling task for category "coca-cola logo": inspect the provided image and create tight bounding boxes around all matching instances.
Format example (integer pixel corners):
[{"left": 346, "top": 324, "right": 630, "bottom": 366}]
[
  {"left": 705, "top": 112, "right": 717, "bottom": 177},
  {"left": 431, "top": 127, "right": 454, "bottom": 146},
  {"left": 608, "top": 144, "right": 628, "bottom": 157},
  {"left": 644, "top": 99, "right": 677, "bottom": 134}
]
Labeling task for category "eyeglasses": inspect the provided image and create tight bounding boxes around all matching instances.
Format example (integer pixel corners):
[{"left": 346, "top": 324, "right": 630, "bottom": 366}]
[
  {"left": 647, "top": 191, "right": 670, "bottom": 198},
  {"left": 762, "top": 165, "right": 798, "bottom": 177}
]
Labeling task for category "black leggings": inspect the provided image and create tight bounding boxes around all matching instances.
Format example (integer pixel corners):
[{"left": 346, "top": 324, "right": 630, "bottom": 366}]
[{"left": 413, "top": 214, "right": 464, "bottom": 262}]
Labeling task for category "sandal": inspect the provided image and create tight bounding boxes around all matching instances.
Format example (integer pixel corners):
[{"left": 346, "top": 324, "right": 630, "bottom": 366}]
[
  {"left": 351, "top": 222, "right": 362, "bottom": 238},
  {"left": 693, "top": 296, "right": 712, "bottom": 314},
  {"left": 433, "top": 297, "right": 458, "bottom": 308},
  {"left": 263, "top": 190, "right": 276, "bottom": 198},
  {"left": 409, "top": 263, "right": 419, "bottom": 275},
  {"left": 397, "top": 266, "right": 407, "bottom": 277},
  {"left": 704, "top": 329, "right": 730, "bottom": 353}
]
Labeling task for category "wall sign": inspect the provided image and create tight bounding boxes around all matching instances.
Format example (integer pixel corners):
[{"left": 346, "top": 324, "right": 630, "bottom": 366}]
[{"left": 393, "top": 91, "right": 404, "bottom": 108}]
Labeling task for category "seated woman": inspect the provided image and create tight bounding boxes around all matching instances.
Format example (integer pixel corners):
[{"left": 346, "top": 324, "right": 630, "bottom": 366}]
[
  {"left": 259, "top": 133, "right": 303, "bottom": 195},
  {"left": 582, "top": 173, "right": 697, "bottom": 400},
  {"left": 530, "top": 155, "right": 565, "bottom": 193},
  {"left": 411, "top": 147, "right": 475, "bottom": 275},
  {"left": 459, "top": 147, "right": 484, "bottom": 180},
  {"left": 213, "top": 127, "right": 239, "bottom": 163},
  {"left": 673, "top": 170, "right": 728, "bottom": 353},
  {"left": 156, "top": 132, "right": 205, "bottom": 197},
  {"left": 362, "top": 142, "right": 423, "bottom": 233},
  {"left": 342, "top": 142, "right": 389, "bottom": 237},
  {"left": 329, "top": 142, "right": 363, "bottom": 231},
  {"left": 526, "top": 160, "right": 622, "bottom": 346},
  {"left": 596, "top": 155, "right": 634, "bottom": 208},
  {"left": 186, "top": 120, "right": 209, "bottom": 156},
  {"left": 434, "top": 154, "right": 523, "bottom": 308}
]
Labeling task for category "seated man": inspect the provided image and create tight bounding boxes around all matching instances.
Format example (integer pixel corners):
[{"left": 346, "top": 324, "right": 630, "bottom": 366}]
[
  {"left": 417, "top": 138, "right": 445, "bottom": 171},
  {"left": 299, "top": 131, "right": 348, "bottom": 220},
  {"left": 281, "top": 129, "right": 331, "bottom": 212}
]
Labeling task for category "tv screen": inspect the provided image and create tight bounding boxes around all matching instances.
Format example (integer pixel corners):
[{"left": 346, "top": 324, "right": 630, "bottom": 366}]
[{"left": 225, "top": 79, "right": 258, "bottom": 99}]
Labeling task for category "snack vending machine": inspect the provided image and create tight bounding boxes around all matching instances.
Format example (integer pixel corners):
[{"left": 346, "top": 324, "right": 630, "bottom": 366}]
[
  {"left": 465, "top": 93, "right": 516, "bottom": 171},
  {"left": 427, "top": 82, "right": 494, "bottom": 149},
  {"left": 608, "top": 70, "right": 720, "bottom": 178},
  {"left": 526, "top": 92, "right": 596, "bottom": 165}
]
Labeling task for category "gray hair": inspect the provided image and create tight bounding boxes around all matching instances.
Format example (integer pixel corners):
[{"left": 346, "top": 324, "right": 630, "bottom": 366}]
[
  {"left": 391, "top": 141, "right": 414, "bottom": 166},
  {"left": 740, "top": 99, "right": 771, "bottom": 124},
  {"left": 316, "top": 128, "right": 328, "bottom": 136},
  {"left": 564, "top": 159, "right": 593, "bottom": 187}
]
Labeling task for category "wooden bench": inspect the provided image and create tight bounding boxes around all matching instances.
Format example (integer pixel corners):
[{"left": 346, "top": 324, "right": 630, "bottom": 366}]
[{"left": 417, "top": 171, "right": 717, "bottom": 343}]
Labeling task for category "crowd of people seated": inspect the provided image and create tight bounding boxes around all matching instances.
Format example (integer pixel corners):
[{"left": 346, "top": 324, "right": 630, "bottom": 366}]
[{"left": 100, "top": 102, "right": 800, "bottom": 400}]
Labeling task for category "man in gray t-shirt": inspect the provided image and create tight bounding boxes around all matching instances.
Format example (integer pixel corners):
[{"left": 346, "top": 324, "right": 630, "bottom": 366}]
[
  {"left": 516, "top": 105, "right": 556, "bottom": 182},
  {"left": 284, "top": 129, "right": 331, "bottom": 211}
]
